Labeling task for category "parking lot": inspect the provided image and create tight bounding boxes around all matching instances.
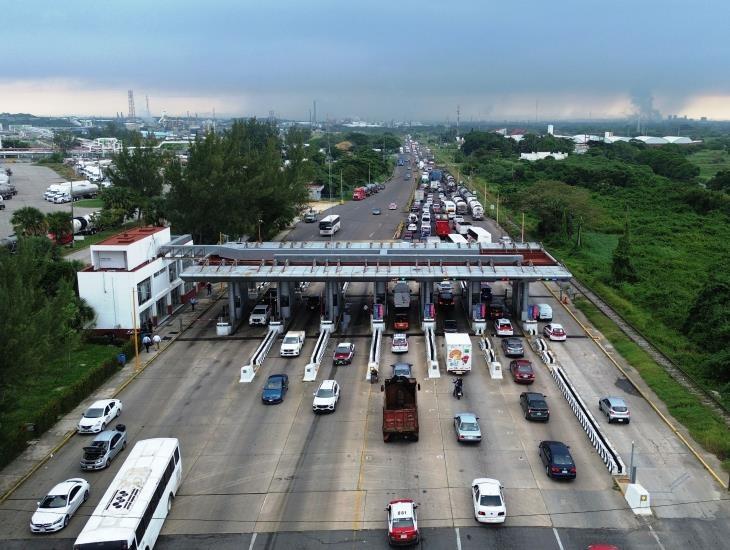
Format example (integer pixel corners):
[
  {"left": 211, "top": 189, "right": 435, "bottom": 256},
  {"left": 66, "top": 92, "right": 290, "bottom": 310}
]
[
  {"left": 1, "top": 146, "right": 728, "bottom": 549},
  {"left": 0, "top": 162, "right": 96, "bottom": 238}
]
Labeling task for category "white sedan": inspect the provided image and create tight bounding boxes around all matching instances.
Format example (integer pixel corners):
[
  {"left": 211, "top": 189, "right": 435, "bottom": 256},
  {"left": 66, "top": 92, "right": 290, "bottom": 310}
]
[
  {"left": 77, "top": 399, "right": 123, "bottom": 433},
  {"left": 30, "top": 478, "right": 90, "bottom": 533},
  {"left": 389, "top": 202, "right": 398, "bottom": 210},
  {"left": 391, "top": 333, "right": 409, "bottom": 353},
  {"left": 543, "top": 323, "right": 567, "bottom": 341},
  {"left": 494, "top": 318, "right": 514, "bottom": 337},
  {"left": 471, "top": 478, "right": 506, "bottom": 523}
]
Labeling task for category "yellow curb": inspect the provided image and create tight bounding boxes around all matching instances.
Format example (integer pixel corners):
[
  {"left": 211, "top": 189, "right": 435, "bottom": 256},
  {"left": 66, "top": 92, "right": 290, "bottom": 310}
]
[{"left": 544, "top": 283, "right": 727, "bottom": 488}]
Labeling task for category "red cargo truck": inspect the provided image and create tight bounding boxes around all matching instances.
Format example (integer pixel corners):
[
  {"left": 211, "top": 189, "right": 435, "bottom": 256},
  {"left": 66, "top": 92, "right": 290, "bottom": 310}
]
[
  {"left": 352, "top": 187, "right": 366, "bottom": 200},
  {"left": 382, "top": 376, "right": 420, "bottom": 442}
]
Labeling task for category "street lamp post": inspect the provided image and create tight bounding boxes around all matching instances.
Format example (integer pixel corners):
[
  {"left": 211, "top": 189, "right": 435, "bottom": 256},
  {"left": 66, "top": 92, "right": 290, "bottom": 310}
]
[{"left": 257, "top": 219, "right": 263, "bottom": 243}]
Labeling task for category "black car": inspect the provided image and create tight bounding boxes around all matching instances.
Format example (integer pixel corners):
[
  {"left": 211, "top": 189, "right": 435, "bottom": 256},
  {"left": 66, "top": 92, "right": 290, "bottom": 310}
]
[
  {"left": 307, "top": 295, "right": 321, "bottom": 311},
  {"left": 520, "top": 392, "right": 550, "bottom": 421},
  {"left": 501, "top": 337, "right": 524, "bottom": 358},
  {"left": 539, "top": 440, "right": 576, "bottom": 479},
  {"left": 443, "top": 319, "right": 458, "bottom": 333},
  {"left": 488, "top": 299, "right": 507, "bottom": 320},
  {"left": 438, "top": 291, "right": 454, "bottom": 307}
]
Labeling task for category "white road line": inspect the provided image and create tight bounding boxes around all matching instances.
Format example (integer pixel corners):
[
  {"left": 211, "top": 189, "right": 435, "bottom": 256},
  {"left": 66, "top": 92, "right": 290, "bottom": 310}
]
[
  {"left": 455, "top": 527, "right": 462, "bottom": 550},
  {"left": 368, "top": 231, "right": 375, "bottom": 238},
  {"left": 552, "top": 527, "right": 565, "bottom": 550},
  {"left": 648, "top": 524, "right": 667, "bottom": 550},
  {"left": 248, "top": 532, "right": 257, "bottom": 550}
]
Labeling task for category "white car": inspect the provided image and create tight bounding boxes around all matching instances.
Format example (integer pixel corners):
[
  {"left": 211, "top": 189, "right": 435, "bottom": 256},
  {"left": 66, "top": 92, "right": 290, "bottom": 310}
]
[
  {"left": 494, "top": 318, "right": 514, "bottom": 337},
  {"left": 543, "top": 323, "right": 567, "bottom": 341},
  {"left": 391, "top": 333, "right": 409, "bottom": 353},
  {"left": 77, "top": 399, "right": 122, "bottom": 433},
  {"left": 312, "top": 379, "right": 340, "bottom": 413},
  {"left": 248, "top": 304, "right": 272, "bottom": 326},
  {"left": 389, "top": 202, "right": 398, "bottom": 210},
  {"left": 30, "top": 478, "right": 90, "bottom": 533},
  {"left": 471, "top": 478, "right": 506, "bottom": 523}
]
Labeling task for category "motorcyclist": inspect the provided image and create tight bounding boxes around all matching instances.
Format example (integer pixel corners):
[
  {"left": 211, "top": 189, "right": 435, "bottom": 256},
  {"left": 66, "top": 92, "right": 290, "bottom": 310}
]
[
  {"left": 370, "top": 367, "right": 379, "bottom": 384},
  {"left": 452, "top": 378, "right": 463, "bottom": 397}
]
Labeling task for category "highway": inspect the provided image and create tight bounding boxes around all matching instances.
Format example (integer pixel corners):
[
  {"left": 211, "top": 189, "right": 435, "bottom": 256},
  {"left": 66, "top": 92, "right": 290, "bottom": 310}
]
[{"left": 1, "top": 145, "right": 729, "bottom": 549}]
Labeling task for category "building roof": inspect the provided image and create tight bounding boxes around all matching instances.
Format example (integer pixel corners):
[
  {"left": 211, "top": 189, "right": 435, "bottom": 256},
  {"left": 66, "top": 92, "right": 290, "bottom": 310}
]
[
  {"left": 96, "top": 226, "right": 167, "bottom": 246},
  {"left": 634, "top": 136, "right": 669, "bottom": 144},
  {"left": 663, "top": 136, "right": 693, "bottom": 144}
]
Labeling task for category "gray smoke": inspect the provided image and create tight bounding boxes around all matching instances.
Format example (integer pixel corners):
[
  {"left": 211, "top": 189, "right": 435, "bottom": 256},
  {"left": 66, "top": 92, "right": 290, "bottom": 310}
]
[{"left": 630, "top": 89, "right": 662, "bottom": 121}]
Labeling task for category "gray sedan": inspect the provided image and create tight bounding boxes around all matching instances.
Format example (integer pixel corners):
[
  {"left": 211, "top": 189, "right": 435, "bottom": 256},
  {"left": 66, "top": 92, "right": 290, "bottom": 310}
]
[
  {"left": 599, "top": 396, "right": 631, "bottom": 423},
  {"left": 501, "top": 337, "right": 524, "bottom": 357},
  {"left": 454, "top": 413, "right": 482, "bottom": 443}
]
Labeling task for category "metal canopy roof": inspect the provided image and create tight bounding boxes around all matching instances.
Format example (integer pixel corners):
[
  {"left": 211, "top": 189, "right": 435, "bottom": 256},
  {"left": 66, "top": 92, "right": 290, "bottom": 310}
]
[{"left": 172, "top": 240, "right": 572, "bottom": 283}]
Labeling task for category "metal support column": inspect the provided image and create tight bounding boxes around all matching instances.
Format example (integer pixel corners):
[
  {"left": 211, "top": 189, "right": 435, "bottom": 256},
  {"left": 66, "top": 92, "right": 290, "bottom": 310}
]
[
  {"left": 520, "top": 281, "right": 530, "bottom": 322},
  {"left": 375, "top": 281, "right": 386, "bottom": 315},
  {"left": 325, "top": 281, "right": 336, "bottom": 322},
  {"left": 228, "top": 282, "right": 236, "bottom": 324},
  {"left": 419, "top": 280, "right": 429, "bottom": 316},
  {"left": 278, "top": 281, "right": 292, "bottom": 323}
]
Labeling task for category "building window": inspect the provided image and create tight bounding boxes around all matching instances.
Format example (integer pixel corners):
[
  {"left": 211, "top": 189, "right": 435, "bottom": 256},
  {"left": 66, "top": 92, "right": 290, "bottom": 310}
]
[
  {"left": 168, "top": 261, "right": 178, "bottom": 282},
  {"left": 137, "top": 277, "right": 152, "bottom": 304},
  {"left": 154, "top": 267, "right": 167, "bottom": 278}
]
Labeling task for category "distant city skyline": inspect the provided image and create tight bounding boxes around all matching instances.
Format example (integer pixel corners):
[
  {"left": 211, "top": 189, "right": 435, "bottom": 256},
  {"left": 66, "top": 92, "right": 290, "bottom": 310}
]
[{"left": 1, "top": 1, "right": 729, "bottom": 120}]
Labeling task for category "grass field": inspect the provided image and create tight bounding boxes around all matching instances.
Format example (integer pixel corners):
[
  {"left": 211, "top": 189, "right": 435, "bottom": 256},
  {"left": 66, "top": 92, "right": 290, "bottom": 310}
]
[
  {"left": 688, "top": 149, "right": 730, "bottom": 181},
  {"left": 574, "top": 297, "right": 730, "bottom": 472},
  {"left": 74, "top": 198, "right": 104, "bottom": 208},
  {"left": 36, "top": 161, "right": 76, "bottom": 181}
]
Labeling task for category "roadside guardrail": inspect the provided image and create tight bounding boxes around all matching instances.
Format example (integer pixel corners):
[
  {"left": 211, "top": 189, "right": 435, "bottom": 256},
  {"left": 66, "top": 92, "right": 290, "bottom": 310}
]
[
  {"left": 240, "top": 322, "right": 283, "bottom": 382},
  {"left": 304, "top": 321, "right": 333, "bottom": 382}
]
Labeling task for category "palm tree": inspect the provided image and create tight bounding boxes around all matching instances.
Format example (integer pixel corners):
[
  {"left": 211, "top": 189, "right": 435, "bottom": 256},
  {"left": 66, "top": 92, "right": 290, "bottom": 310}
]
[
  {"left": 10, "top": 206, "right": 47, "bottom": 236},
  {"left": 45, "top": 211, "right": 73, "bottom": 244}
]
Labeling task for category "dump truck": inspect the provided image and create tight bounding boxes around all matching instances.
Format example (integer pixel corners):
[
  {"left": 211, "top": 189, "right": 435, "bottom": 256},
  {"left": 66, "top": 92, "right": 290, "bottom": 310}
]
[{"left": 382, "top": 375, "right": 420, "bottom": 442}]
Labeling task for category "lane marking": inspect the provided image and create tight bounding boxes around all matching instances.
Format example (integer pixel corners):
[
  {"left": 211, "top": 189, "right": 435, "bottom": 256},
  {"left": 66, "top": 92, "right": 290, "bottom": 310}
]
[
  {"left": 552, "top": 527, "right": 564, "bottom": 550},
  {"left": 455, "top": 527, "right": 462, "bottom": 550},
  {"left": 248, "top": 532, "right": 257, "bottom": 550},
  {"left": 648, "top": 524, "right": 666, "bottom": 550}
]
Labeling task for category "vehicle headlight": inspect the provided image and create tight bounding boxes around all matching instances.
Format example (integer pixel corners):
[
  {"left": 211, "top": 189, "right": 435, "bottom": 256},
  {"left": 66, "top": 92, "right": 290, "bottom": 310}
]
[{"left": 52, "top": 516, "right": 64, "bottom": 524}]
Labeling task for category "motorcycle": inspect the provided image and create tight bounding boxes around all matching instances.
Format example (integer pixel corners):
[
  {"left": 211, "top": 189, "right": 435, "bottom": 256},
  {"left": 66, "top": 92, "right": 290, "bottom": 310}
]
[
  {"left": 370, "top": 368, "right": 379, "bottom": 384},
  {"left": 452, "top": 379, "right": 463, "bottom": 400}
]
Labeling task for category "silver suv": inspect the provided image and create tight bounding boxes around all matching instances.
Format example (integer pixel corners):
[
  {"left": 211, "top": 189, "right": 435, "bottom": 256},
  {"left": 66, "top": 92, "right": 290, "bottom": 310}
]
[
  {"left": 599, "top": 397, "right": 630, "bottom": 424},
  {"left": 80, "top": 425, "right": 127, "bottom": 470}
]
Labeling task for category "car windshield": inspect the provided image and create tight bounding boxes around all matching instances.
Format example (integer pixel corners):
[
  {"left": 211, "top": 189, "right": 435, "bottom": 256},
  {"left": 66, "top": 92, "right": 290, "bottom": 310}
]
[
  {"left": 316, "top": 388, "right": 335, "bottom": 398},
  {"left": 460, "top": 422, "right": 479, "bottom": 432},
  {"left": 553, "top": 453, "right": 573, "bottom": 466},
  {"left": 531, "top": 400, "right": 548, "bottom": 409},
  {"left": 612, "top": 405, "right": 628, "bottom": 412},
  {"left": 39, "top": 495, "right": 67, "bottom": 509},
  {"left": 336, "top": 346, "right": 350, "bottom": 354},
  {"left": 253, "top": 306, "right": 267, "bottom": 313},
  {"left": 84, "top": 408, "right": 104, "bottom": 418},
  {"left": 266, "top": 380, "right": 282, "bottom": 389},
  {"left": 479, "top": 494, "right": 502, "bottom": 507},
  {"left": 392, "top": 517, "right": 414, "bottom": 528},
  {"left": 394, "top": 337, "right": 406, "bottom": 344},
  {"left": 283, "top": 337, "right": 298, "bottom": 344},
  {"left": 517, "top": 365, "right": 532, "bottom": 373}
]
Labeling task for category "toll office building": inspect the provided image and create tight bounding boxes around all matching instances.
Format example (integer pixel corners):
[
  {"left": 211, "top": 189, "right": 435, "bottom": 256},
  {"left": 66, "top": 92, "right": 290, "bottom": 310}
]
[{"left": 77, "top": 227, "right": 195, "bottom": 336}]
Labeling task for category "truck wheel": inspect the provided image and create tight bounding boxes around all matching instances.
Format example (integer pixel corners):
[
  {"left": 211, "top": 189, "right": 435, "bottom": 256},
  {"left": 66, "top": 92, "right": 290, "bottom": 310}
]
[{"left": 383, "top": 433, "right": 391, "bottom": 442}]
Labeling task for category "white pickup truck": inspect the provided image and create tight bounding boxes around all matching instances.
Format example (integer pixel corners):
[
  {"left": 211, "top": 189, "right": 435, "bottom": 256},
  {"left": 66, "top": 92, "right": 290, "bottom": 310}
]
[{"left": 280, "top": 331, "right": 305, "bottom": 357}]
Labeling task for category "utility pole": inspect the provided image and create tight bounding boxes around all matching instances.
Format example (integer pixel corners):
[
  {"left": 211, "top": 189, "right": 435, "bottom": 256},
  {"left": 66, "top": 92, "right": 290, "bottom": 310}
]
[
  {"left": 131, "top": 288, "right": 140, "bottom": 372},
  {"left": 69, "top": 179, "right": 74, "bottom": 248},
  {"left": 340, "top": 170, "right": 343, "bottom": 204}
]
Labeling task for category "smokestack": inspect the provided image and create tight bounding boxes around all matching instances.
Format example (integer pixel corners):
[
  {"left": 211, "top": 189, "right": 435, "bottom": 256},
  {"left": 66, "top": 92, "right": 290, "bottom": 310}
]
[{"left": 547, "top": 124, "right": 554, "bottom": 135}]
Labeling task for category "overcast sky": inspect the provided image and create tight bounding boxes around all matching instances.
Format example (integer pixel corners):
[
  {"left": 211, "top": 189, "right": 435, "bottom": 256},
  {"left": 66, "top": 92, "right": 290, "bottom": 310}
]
[{"left": 2, "top": 0, "right": 729, "bottom": 120}]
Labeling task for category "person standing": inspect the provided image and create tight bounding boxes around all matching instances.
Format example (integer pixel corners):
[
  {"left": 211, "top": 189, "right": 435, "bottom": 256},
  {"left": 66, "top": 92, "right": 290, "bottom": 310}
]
[
  {"left": 152, "top": 333, "right": 161, "bottom": 351},
  {"left": 142, "top": 334, "right": 152, "bottom": 353},
  {"left": 206, "top": 282, "right": 213, "bottom": 296},
  {"left": 190, "top": 296, "right": 197, "bottom": 311}
]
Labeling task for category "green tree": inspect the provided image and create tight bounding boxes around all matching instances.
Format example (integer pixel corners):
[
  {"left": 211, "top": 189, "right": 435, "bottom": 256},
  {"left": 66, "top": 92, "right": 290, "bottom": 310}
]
[
  {"left": 684, "top": 271, "right": 730, "bottom": 359},
  {"left": 45, "top": 211, "right": 72, "bottom": 244},
  {"left": 10, "top": 206, "right": 47, "bottom": 237},
  {"left": 107, "top": 141, "right": 165, "bottom": 220},
  {"left": 707, "top": 169, "right": 730, "bottom": 193},
  {"left": 611, "top": 219, "right": 638, "bottom": 284},
  {"left": 52, "top": 131, "right": 77, "bottom": 154},
  {"left": 517, "top": 180, "right": 594, "bottom": 240}
]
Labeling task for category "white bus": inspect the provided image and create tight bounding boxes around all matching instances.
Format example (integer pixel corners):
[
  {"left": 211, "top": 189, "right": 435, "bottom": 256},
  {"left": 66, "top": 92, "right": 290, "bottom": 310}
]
[
  {"left": 466, "top": 226, "right": 492, "bottom": 244},
  {"left": 319, "top": 214, "right": 341, "bottom": 236},
  {"left": 447, "top": 233, "right": 468, "bottom": 244},
  {"left": 74, "top": 438, "right": 182, "bottom": 550}
]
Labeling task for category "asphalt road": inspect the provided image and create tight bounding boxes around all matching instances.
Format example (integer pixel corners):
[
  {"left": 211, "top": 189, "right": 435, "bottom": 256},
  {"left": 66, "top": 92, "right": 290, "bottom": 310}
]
[{"left": 1, "top": 145, "right": 729, "bottom": 549}]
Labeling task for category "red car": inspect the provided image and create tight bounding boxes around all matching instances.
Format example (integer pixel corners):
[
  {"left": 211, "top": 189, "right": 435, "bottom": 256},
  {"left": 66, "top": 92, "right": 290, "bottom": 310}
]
[
  {"left": 333, "top": 342, "right": 354, "bottom": 365},
  {"left": 394, "top": 313, "right": 409, "bottom": 331},
  {"left": 386, "top": 499, "right": 419, "bottom": 546},
  {"left": 510, "top": 360, "right": 535, "bottom": 384}
]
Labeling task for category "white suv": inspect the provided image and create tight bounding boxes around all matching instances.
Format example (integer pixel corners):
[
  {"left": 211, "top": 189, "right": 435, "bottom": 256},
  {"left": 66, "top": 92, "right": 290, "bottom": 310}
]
[
  {"left": 391, "top": 333, "right": 409, "bottom": 353},
  {"left": 312, "top": 379, "right": 340, "bottom": 413},
  {"left": 248, "top": 304, "right": 271, "bottom": 326}
]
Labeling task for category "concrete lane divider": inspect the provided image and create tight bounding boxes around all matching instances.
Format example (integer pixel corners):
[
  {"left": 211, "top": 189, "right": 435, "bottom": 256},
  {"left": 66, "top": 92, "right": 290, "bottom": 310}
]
[
  {"left": 424, "top": 324, "right": 440, "bottom": 379},
  {"left": 366, "top": 321, "right": 384, "bottom": 381},
  {"left": 304, "top": 321, "right": 333, "bottom": 382},
  {"left": 240, "top": 322, "right": 283, "bottom": 383},
  {"left": 549, "top": 363, "right": 626, "bottom": 475}
]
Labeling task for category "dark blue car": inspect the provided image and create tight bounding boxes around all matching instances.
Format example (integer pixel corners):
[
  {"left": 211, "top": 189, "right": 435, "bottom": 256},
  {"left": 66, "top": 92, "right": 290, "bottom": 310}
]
[
  {"left": 262, "top": 374, "right": 289, "bottom": 404},
  {"left": 539, "top": 440, "right": 576, "bottom": 480}
]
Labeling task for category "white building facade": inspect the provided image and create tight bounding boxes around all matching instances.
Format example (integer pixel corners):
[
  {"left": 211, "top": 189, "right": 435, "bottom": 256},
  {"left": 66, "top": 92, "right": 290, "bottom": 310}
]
[{"left": 78, "top": 227, "right": 195, "bottom": 334}]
